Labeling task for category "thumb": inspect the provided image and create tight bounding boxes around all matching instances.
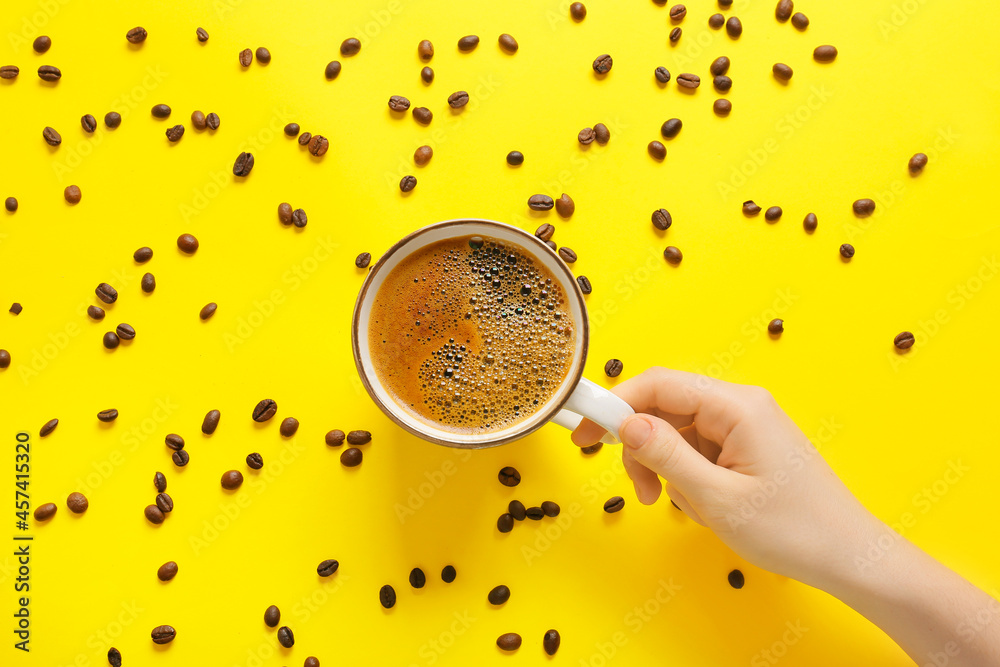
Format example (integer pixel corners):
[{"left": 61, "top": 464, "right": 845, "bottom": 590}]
[{"left": 620, "top": 414, "right": 722, "bottom": 497}]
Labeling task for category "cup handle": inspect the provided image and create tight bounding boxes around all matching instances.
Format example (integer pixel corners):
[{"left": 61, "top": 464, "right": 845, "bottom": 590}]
[{"left": 550, "top": 377, "right": 634, "bottom": 444}]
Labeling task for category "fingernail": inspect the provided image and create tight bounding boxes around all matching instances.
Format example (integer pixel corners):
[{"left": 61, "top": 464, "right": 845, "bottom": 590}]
[{"left": 621, "top": 417, "right": 651, "bottom": 450}]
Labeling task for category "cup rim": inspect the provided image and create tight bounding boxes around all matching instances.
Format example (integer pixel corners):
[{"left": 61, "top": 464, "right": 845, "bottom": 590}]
[{"left": 351, "top": 218, "right": 589, "bottom": 448}]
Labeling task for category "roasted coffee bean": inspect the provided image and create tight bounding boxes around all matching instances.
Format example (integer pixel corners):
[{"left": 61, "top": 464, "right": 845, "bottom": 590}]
[
  {"left": 103, "top": 332, "right": 120, "bottom": 349},
  {"left": 283, "top": 123, "right": 299, "bottom": 137},
  {"left": 654, "top": 66, "right": 671, "bottom": 83},
  {"left": 126, "top": 27, "right": 147, "bottom": 44},
  {"left": 791, "top": 12, "right": 809, "bottom": 29},
  {"left": 324, "top": 60, "right": 341, "bottom": 79},
  {"left": 264, "top": 605, "right": 280, "bottom": 627},
  {"left": 164, "top": 434, "right": 184, "bottom": 451},
  {"left": 252, "top": 399, "right": 277, "bottom": 422},
  {"left": 291, "top": 208, "right": 307, "bottom": 228},
  {"left": 414, "top": 145, "right": 433, "bottom": 165},
  {"left": 64, "top": 185, "right": 82, "bottom": 203},
  {"left": 661, "top": 118, "right": 682, "bottom": 138},
  {"left": 768, "top": 318, "right": 784, "bottom": 334},
  {"left": 714, "top": 98, "right": 733, "bottom": 115},
  {"left": 177, "top": 233, "right": 200, "bottom": 255},
  {"left": 33, "top": 35, "right": 52, "bottom": 52},
  {"left": 239, "top": 48, "right": 253, "bottom": 67},
  {"left": 773, "top": 63, "right": 793, "bottom": 81},
  {"left": 908, "top": 153, "right": 928, "bottom": 174},
  {"left": 581, "top": 443, "right": 603, "bottom": 454},
  {"left": 340, "top": 447, "right": 363, "bottom": 467},
  {"left": 96, "top": 282, "right": 118, "bottom": 304},
  {"left": 0, "top": 349, "right": 9, "bottom": 369},
  {"left": 379, "top": 585, "right": 396, "bottom": 608},
  {"left": 840, "top": 243, "right": 856, "bottom": 259},
  {"left": 199, "top": 302, "right": 217, "bottom": 320},
  {"left": 532, "top": 225, "right": 555, "bottom": 244},
  {"left": 593, "top": 53, "right": 612, "bottom": 74},
  {"left": 764, "top": 206, "right": 783, "bottom": 221},
  {"left": 728, "top": 569, "right": 745, "bottom": 589},
  {"left": 276, "top": 202, "right": 294, "bottom": 225},
  {"left": 894, "top": 331, "right": 915, "bottom": 350},
  {"left": 555, "top": 193, "right": 575, "bottom": 218},
  {"left": 157, "top": 561, "right": 178, "bottom": 581},
  {"left": 206, "top": 112, "right": 220, "bottom": 129},
  {"left": 154, "top": 471, "right": 167, "bottom": 492},
  {"left": 713, "top": 75, "right": 732, "bottom": 92},
  {"left": 775, "top": 0, "right": 793, "bottom": 21},
  {"left": 233, "top": 151, "right": 254, "bottom": 176},
  {"left": 529, "top": 195, "right": 555, "bottom": 212},
  {"left": 497, "top": 513, "right": 514, "bottom": 533},
  {"left": 172, "top": 450, "right": 189, "bottom": 467},
  {"left": 388, "top": 95, "right": 410, "bottom": 111},
  {"left": 413, "top": 106, "right": 432, "bottom": 123},
  {"left": 308, "top": 135, "right": 329, "bottom": 156},
  {"left": 814, "top": 45, "right": 838, "bottom": 62},
  {"left": 155, "top": 493, "right": 173, "bottom": 513},
  {"left": 525, "top": 506, "right": 544, "bottom": 520},
  {"left": 709, "top": 13, "right": 725, "bottom": 28},
  {"left": 150, "top": 625, "right": 175, "bottom": 644},
  {"left": 604, "top": 359, "right": 623, "bottom": 377},
  {"left": 670, "top": 27, "right": 682, "bottom": 42},
  {"left": 418, "top": 39, "right": 434, "bottom": 60},
  {"left": 544, "top": 629, "right": 561, "bottom": 655},
  {"left": 677, "top": 73, "right": 700, "bottom": 88},
  {"left": 710, "top": 56, "right": 730, "bottom": 76},
  {"left": 726, "top": 16, "right": 743, "bottom": 37},
  {"left": 497, "top": 633, "right": 522, "bottom": 651},
  {"left": 343, "top": 430, "right": 366, "bottom": 446},
  {"left": 508, "top": 500, "right": 527, "bottom": 520},
  {"left": 570, "top": 2, "right": 587, "bottom": 20},
  {"left": 81, "top": 114, "right": 97, "bottom": 133},
  {"left": 140, "top": 272, "right": 155, "bottom": 293},
  {"left": 197, "top": 27, "right": 209, "bottom": 42},
  {"left": 604, "top": 496, "right": 625, "bottom": 513},
  {"left": 279, "top": 417, "right": 299, "bottom": 437},
  {"left": 743, "top": 200, "right": 761, "bottom": 216},
  {"left": 488, "top": 585, "right": 511, "bottom": 605},
  {"left": 577, "top": 275, "right": 592, "bottom": 294},
  {"left": 39, "top": 419, "right": 59, "bottom": 437},
  {"left": 255, "top": 47, "right": 271, "bottom": 64},
  {"left": 498, "top": 466, "right": 521, "bottom": 487},
  {"left": 38, "top": 65, "right": 61, "bottom": 81},
  {"left": 221, "top": 470, "right": 244, "bottom": 489},
  {"left": 457, "top": 35, "right": 480, "bottom": 51},
  {"left": 664, "top": 246, "right": 683, "bottom": 264},
  {"left": 670, "top": 4, "right": 687, "bottom": 21},
  {"left": 325, "top": 430, "right": 346, "bottom": 446},
  {"left": 578, "top": 127, "right": 596, "bottom": 145},
  {"left": 67, "top": 492, "right": 89, "bottom": 513},
  {"left": 0, "top": 65, "right": 20, "bottom": 79},
  {"left": 246, "top": 452, "right": 263, "bottom": 469},
  {"left": 506, "top": 150, "right": 524, "bottom": 165},
  {"left": 145, "top": 504, "right": 165, "bottom": 524},
  {"left": 399, "top": 175, "right": 417, "bottom": 192},
  {"left": 448, "top": 91, "right": 469, "bottom": 108},
  {"left": 105, "top": 112, "right": 122, "bottom": 128},
  {"left": 43, "top": 126, "right": 62, "bottom": 146},
  {"left": 277, "top": 626, "right": 294, "bottom": 648},
  {"left": 134, "top": 246, "right": 153, "bottom": 262},
  {"left": 151, "top": 103, "right": 171, "bottom": 118},
  {"left": 594, "top": 122, "right": 610, "bottom": 144},
  {"left": 648, "top": 141, "right": 666, "bottom": 160},
  {"left": 355, "top": 252, "right": 372, "bottom": 268},
  {"left": 652, "top": 208, "right": 672, "bottom": 230},
  {"left": 107, "top": 647, "right": 122, "bottom": 667},
  {"left": 853, "top": 198, "right": 876, "bottom": 216},
  {"left": 317, "top": 559, "right": 340, "bottom": 577},
  {"left": 541, "top": 501, "right": 560, "bottom": 517},
  {"left": 803, "top": 213, "right": 818, "bottom": 231},
  {"left": 406, "top": 567, "right": 426, "bottom": 588},
  {"left": 97, "top": 408, "right": 119, "bottom": 422},
  {"left": 9, "top": 303, "right": 21, "bottom": 315},
  {"left": 498, "top": 33, "right": 518, "bottom": 53},
  {"left": 2, "top": 197, "right": 14, "bottom": 213},
  {"left": 442, "top": 565, "right": 457, "bottom": 582},
  {"left": 341, "top": 37, "right": 362, "bottom": 56},
  {"left": 558, "top": 247, "right": 577, "bottom": 263}
]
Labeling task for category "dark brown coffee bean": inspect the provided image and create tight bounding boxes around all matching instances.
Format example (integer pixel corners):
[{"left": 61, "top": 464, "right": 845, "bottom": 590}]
[
  {"left": 197, "top": 27, "right": 209, "bottom": 42},
  {"left": 221, "top": 470, "right": 244, "bottom": 489},
  {"left": 414, "top": 145, "right": 433, "bottom": 166},
  {"left": 246, "top": 452, "right": 263, "bottom": 469},
  {"left": 38, "top": 65, "right": 61, "bottom": 82},
  {"left": 497, "top": 633, "right": 522, "bottom": 651},
  {"left": 506, "top": 150, "right": 524, "bottom": 166},
  {"left": 742, "top": 200, "right": 761, "bottom": 216},
  {"left": 67, "top": 491, "right": 88, "bottom": 513},
  {"left": 324, "top": 60, "right": 341, "bottom": 79},
  {"left": 418, "top": 39, "right": 434, "bottom": 60},
  {"left": 279, "top": 417, "right": 299, "bottom": 437},
  {"left": 206, "top": 112, "right": 220, "bottom": 130},
  {"left": 252, "top": 399, "right": 277, "bottom": 422},
  {"left": 578, "top": 127, "right": 596, "bottom": 145},
  {"left": 97, "top": 408, "right": 118, "bottom": 422},
  {"left": 654, "top": 67, "right": 671, "bottom": 84},
  {"left": 86, "top": 305, "right": 104, "bottom": 320},
  {"left": 558, "top": 247, "right": 577, "bottom": 263},
  {"left": 150, "top": 625, "right": 175, "bottom": 644},
  {"left": 593, "top": 122, "right": 610, "bottom": 144},
  {"left": 81, "top": 114, "right": 97, "bottom": 133},
  {"left": 508, "top": 500, "right": 526, "bottom": 521},
  {"left": 894, "top": 331, "right": 915, "bottom": 350},
  {"left": 497, "top": 513, "right": 514, "bottom": 532},
  {"left": 709, "top": 13, "right": 725, "bottom": 28},
  {"left": 103, "top": 332, "right": 120, "bottom": 349},
  {"left": 908, "top": 153, "right": 928, "bottom": 174},
  {"left": 541, "top": 501, "right": 560, "bottom": 517},
  {"left": 277, "top": 626, "right": 294, "bottom": 648},
  {"left": 255, "top": 47, "right": 271, "bottom": 64},
  {"left": 353, "top": 252, "right": 372, "bottom": 269},
  {"left": 291, "top": 208, "right": 307, "bottom": 228},
  {"left": 64, "top": 185, "right": 82, "bottom": 203},
  {"left": 388, "top": 95, "right": 410, "bottom": 112},
  {"left": 713, "top": 75, "right": 732, "bottom": 92},
  {"left": 670, "top": 4, "right": 687, "bottom": 20},
  {"left": 283, "top": 123, "right": 299, "bottom": 137},
  {"left": 345, "top": 430, "right": 371, "bottom": 445},
  {"left": 803, "top": 213, "right": 818, "bottom": 232},
  {"left": 729, "top": 569, "right": 745, "bottom": 589},
  {"left": 0, "top": 349, "right": 10, "bottom": 368},
  {"left": 532, "top": 225, "right": 555, "bottom": 244},
  {"left": 126, "top": 27, "right": 147, "bottom": 44},
  {"left": 853, "top": 199, "right": 876, "bottom": 217},
  {"left": 151, "top": 104, "right": 171, "bottom": 118},
  {"left": 604, "top": 496, "right": 625, "bottom": 513},
  {"left": 317, "top": 559, "right": 339, "bottom": 577},
  {"left": 577, "top": 275, "right": 592, "bottom": 294},
  {"left": 325, "top": 429, "right": 346, "bottom": 446},
  {"left": 442, "top": 565, "right": 457, "bottom": 582},
  {"left": 144, "top": 504, "right": 165, "bottom": 524},
  {"left": 8, "top": 303, "right": 21, "bottom": 315},
  {"left": 448, "top": 91, "right": 469, "bottom": 108},
  {"left": 156, "top": 492, "right": 173, "bottom": 513},
  {"left": 134, "top": 246, "right": 153, "bottom": 263},
  {"left": 157, "top": 561, "right": 178, "bottom": 581},
  {"left": 308, "top": 135, "right": 329, "bottom": 156},
  {"left": 581, "top": 443, "right": 603, "bottom": 454},
  {"left": 604, "top": 359, "right": 623, "bottom": 377},
  {"left": 277, "top": 202, "right": 293, "bottom": 225},
  {"left": 379, "top": 585, "right": 396, "bottom": 608},
  {"left": 177, "top": 233, "right": 199, "bottom": 254},
  {"left": 154, "top": 471, "right": 167, "bottom": 492},
  {"left": 164, "top": 434, "right": 184, "bottom": 451},
  {"left": 670, "top": 27, "right": 682, "bottom": 42},
  {"left": 239, "top": 48, "right": 253, "bottom": 67},
  {"left": 488, "top": 585, "right": 511, "bottom": 605},
  {"left": 525, "top": 506, "right": 544, "bottom": 520},
  {"left": 498, "top": 466, "right": 520, "bottom": 487},
  {"left": 264, "top": 605, "right": 280, "bottom": 627},
  {"left": 529, "top": 195, "right": 555, "bottom": 212},
  {"left": 34, "top": 502, "right": 56, "bottom": 521},
  {"left": 340, "top": 447, "right": 363, "bottom": 467},
  {"left": 341, "top": 37, "right": 362, "bottom": 56},
  {"left": 458, "top": 35, "right": 480, "bottom": 51},
  {"left": 0, "top": 65, "right": 20, "bottom": 79},
  {"left": 677, "top": 73, "right": 700, "bottom": 89},
  {"left": 199, "top": 302, "right": 217, "bottom": 320},
  {"left": 661, "top": 118, "right": 682, "bottom": 138},
  {"left": 791, "top": 12, "right": 809, "bottom": 29},
  {"left": 714, "top": 99, "right": 732, "bottom": 115},
  {"left": 664, "top": 246, "right": 683, "bottom": 264},
  {"left": 165, "top": 124, "right": 184, "bottom": 141},
  {"left": 710, "top": 56, "right": 730, "bottom": 77},
  {"left": 498, "top": 34, "right": 518, "bottom": 53},
  {"left": 814, "top": 45, "right": 838, "bottom": 62},
  {"left": 33, "top": 35, "right": 52, "bottom": 52},
  {"left": 763, "top": 206, "right": 782, "bottom": 222},
  {"left": 421, "top": 66, "right": 434, "bottom": 84},
  {"left": 171, "top": 450, "right": 188, "bottom": 469},
  {"left": 399, "top": 175, "right": 417, "bottom": 192},
  {"left": 768, "top": 318, "right": 784, "bottom": 334},
  {"left": 593, "top": 54, "right": 613, "bottom": 74},
  {"left": 775, "top": 0, "right": 793, "bottom": 21},
  {"left": 413, "top": 106, "right": 432, "bottom": 124},
  {"left": 141, "top": 272, "right": 155, "bottom": 293},
  {"left": 773, "top": 63, "right": 793, "bottom": 81},
  {"left": 544, "top": 629, "right": 561, "bottom": 655},
  {"left": 39, "top": 418, "right": 59, "bottom": 437},
  {"left": 652, "top": 208, "right": 672, "bottom": 230},
  {"left": 840, "top": 243, "right": 856, "bottom": 259},
  {"left": 233, "top": 151, "right": 255, "bottom": 176},
  {"left": 96, "top": 282, "right": 118, "bottom": 304},
  {"left": 570, "top": 2, "right": 587, "bottom": 20},
  {"left": 726, "top": 16, "right": 743, "bottom": 37},
  {"left": 105, "top": 112, "right": 122, "bottom": 128},
  {"left": 555, "top": 193, "right": 575, "bottom": 218},
  {"left": 648, "top": 141, "right": 666, "bottom": 160},
  {"left": 43, "top": 126, "right": 62, "bottom": 146}
]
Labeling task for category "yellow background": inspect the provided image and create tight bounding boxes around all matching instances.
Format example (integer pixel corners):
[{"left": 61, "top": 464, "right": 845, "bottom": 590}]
[{"left": 2, "top": 0, "right": 999, "bottom": 665}]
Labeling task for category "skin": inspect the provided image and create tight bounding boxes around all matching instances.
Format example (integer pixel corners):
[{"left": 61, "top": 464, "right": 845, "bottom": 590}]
[{"left": 572, "top": 367, "right": 1000, "bottom": 666}]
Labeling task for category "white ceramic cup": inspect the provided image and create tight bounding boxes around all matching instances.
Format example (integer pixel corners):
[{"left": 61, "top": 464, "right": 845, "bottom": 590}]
[{"left": 352, "top": 219, "right": 633, "bottom": 449}]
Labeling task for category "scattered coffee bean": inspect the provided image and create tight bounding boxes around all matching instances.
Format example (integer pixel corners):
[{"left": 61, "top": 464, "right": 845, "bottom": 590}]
[
  {"left": 0, "top": 349, "right": 9, "bottom": 369},
  {"left": 529, "top": 195, "right": 555, "bottom": 212},
  {"left": 853, "top": 198, "right": 876, "bottom": 216},
  {"left": 670, "top": 4, "right": 687, "bottom": 20},
  {"left": 497, "top": 633, "right": 522, "bottom": 651},
  {"left": 154, "top": 472, "right": 167, "bottom": 492},
  {"left": 38, "top": 65, "right": 61, "bottom": 81},
  {"left": 0, "top": 65, "right": 19, "bottom": 79},
  {"left": 67, "top": 491, "right": 88, "bottom": 513},
  {"left": 291, "top": 208, "right": 307, "bottom": 228},
  {"left": 418, "top": 39, "right": 434, "bottom": 60},
  {"left": 140, "top": 272, "right": 155, "bottom": 293},
  {"left": 814, "top": 45, "right": 838, "bottom": 62},
  {"left": 326, "top": 430, "right": 346, "bottom": 446},
  {"left": 145, "top": 505, "right": 165, "bottom": 524},
  {"left": 506, "top": 151, "right": 524, "bottom": 166},
  {"left": 743, "top": 200, "right": 761, "bottom": 216},
  {"left": 404, "top": 567, "right": 426, "bottom": 589},
  {"left": 206, "top": 112, "right": 220, "bottom": 129},
  {"left": 714, "top": 99, "right": 732, "bottom": 115},
  {"left": 155, "top": 493, "right": 173, "bottom": 513},
  {"left": 414, "top": 145, "right": 433, "bottom": 165},
  {"left": 594, "top": 122, "right": 610, "bottom": 144},
  {"left": 581, "top": 443, "right": 603, "bottom": 454},
  {"left": 508, "top": 500, "right": 527, "bottom": 520},
  {"left": 107, "top": 646, "right": 122, "bottom": 667},
  {"left": 768, "top": 318, "right": 784, "bottom": 334},
  {"left": 908, "top": 153, "right": 928, "bottom": 174},
  {"left": 388, "top": 95, "right": 410, "bottom": 112},
  {"left": 277, "top": 626, "right": 294, "bottom": 648},
  {"left": 277, "top": 202, "right": 293, "bottom": 225},
  {"left": 648, "top": 141, "right": 666, "bottom": 160},
  {"left": 604, "top": 359, "right": 623, "bottom": 377},
  {"left": 654, "top": 66, "right": 671, "bottom": 83},
  {"left": 442, "top": 565, "right": 457, "bottom": 582},
  {"left": 664, "top": 246, "right": 683, "bottom": 264},
  {"left": 458, "top": 35, "right": 480, "bottom": 51},
  {"left": 133, "top": 247, "right": 153, "bottom": 263},
  {"left": 246, "top": 452, "right": 263, "bottom": 469},
  {"left": 64, "top": 185, "right": 81, "bottom": 203},
  {"left": 578, "top": 127, "right": 596, "bottom": 145},
  {"left": 9, "top": 303, "right": 21, "bottom": 315},
  {"left": 773, "top": 63, "right": 793, "bottom": 81},
  {"left": 105, "top": 112, "right": 122, "bottom": 128},
  {"left": 571, "top": 2, "right": 587, "bottom": 20},
  {"left": 103, "top": 332, "right": 120, "bottom": 349},
  {"left": 164, "top": 434, "right": 185, "bottom": 451},
  {"left": 221, "top": 470, "right": 244, "bottom": 490},
  {"left": 341, "top": 447, "right": 363, "bottom": 467},
  {"left": 126, "top": 27, "right": 147, "bottom": 44},
  {"left": 709, "top": 13, "right": 725, "bottom": 28},
  {"left": 317, "top": 559, "right": 340, "bottom": 577},
  {"left": 81, "top": 114, "right": 97, "bottom": 133},
  {"left": 399, "top": 175, "right": 417, "bottom": 192},
  {"left": 350, "top": 252, "right": 371, "bottom": 269},
  {"left": 43, "top": 126, "right": 62, "bottom": 146},
  {"left": 33, "top": 35, "right": 51, "bottom": 52},
  {"left": 499, "top": 33, "right": 518, "bottom": 53},
  {"left": 728, "top": 569, "right": 745, "bottom": 589},
  {"left": 840, "top": 243, "right": 856, "bottom": 259},
  {"left": 526, "top": 506, "right": 544, "bottom": 520},
  {"left": 497, "top": 513, "right": 514, "bottom": 533},
  {"left": 764, "top": 206, "right": 782, "bottom": 221},
  {"left": 255, "top": 47, "right": 271, "bottom": 64},
  {"left": 651, "top": 208, "right": 672, "bottom": 230},
  {"left": 714, "top": 75, "right": 732, "bottom": 92},
  {"left": 544, "top": 629, "right": 561, "bottom": 656},
  {"left": 498, "top": 466, "right": 521, "bottom": 487},
  {"left": 3, "top": 197, "right": 16, "bottom": 212},
  {"left": 710, "top": 56, "right": 730, "bottom": 76},
  {"left": 420, "top": 66, "right": 434, "bottom": 84},
  {"left": 558, "top": 247, "right": 577, "bottom": 263},
  {"left": 233, "top": 151, "right": 254, "bottom": 176},
  {"left": 726, "top": 16, "right": 743, "bottom": 37},
  {"left": 150, "top": 625, "right": 175, "bottom": 644},
  {"left": 791, "top": 12, "right": 809, "bottom": 29},
  {"left": 283, "top": 123, "right": 299, "bottom": 137},
  {"left": 199, "top": 302, "right": 218, "bottom": 321},
  {"left": 341, "top": 38, "right": 361, "bottom": 56},
  {"left": 34, "top": 502, "right": 56, "bottom": 521},
  {"left": 604, "top": 496, "right": 625, "bottom": 513},
  {"left": 306, "top": 134, "right": 327, "bottom": 156},
  {"left": 677, "top": 73, "right": 700, "bottom": 89},
  {"left": 239, "top": 48, "right": 253, "bottom": 67},
  {"left": 97, "top": 409, "right": 119, "bottom": 423},
  {"left": 177, "top": 233, "right": 199, "bottom": 254},
  {"left": 448, "top": 91, "right": 469, "bottom": 108},
  {"left": 488, "top": 585, "right": 511, "bottom": 605},
  {"left": 264, "top": 605, "right": 280, "bottom": 627},
  {"left": 252, "top": 399, "right": 277, "bottom": 422},
  {"left": 775, "top": 0, "right": 793, "bottom": 21},
  {"left": 413, "top": 106, "right": 432, "bottom": 123},
  {"left": 157, "top": 561, "right": 178, "bottom": 581},
  {"left": 670, "top": 27, "right": 682, "bottom": 42},
  {"left": 197, "top": 27, "right": 209, "bottom": 42},
  {"left": 150, "top": 104, "right": 172, "bottom": 119},
  {"left": 541, "top": 501, "right": 560, "bottom": 517},
  {"left": 661, "top": 118, "right": 682, "bottom": 138},
  {"left": 894, "top": 331, "right": 915, "bottom": 350},
  {"left": 279, "top": 417, "right": 299, "bottom": 437},
  {"left": 577, "top": 275, "right": 592, "bottom": 294},
  {"left": 324, "top": 60, "right": 342, "bottom": 79},
  {"left": 379, "top": 585, "right": 396, "bottom": 608},
  {"left": 555, "top": 193, "right": 575, "bottom": 218},
  {"left": 172, "top": 450, "right": 189, "bottom": 466},
  {"left": 803, "top": 213, "right": 818, "bottom": 232},
  {"left": 593, "top": 53, "right": 613, "bottom": 74}
]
